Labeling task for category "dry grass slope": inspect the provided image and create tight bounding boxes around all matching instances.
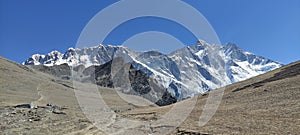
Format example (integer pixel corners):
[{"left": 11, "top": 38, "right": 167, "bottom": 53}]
[{"left": 182, "top": 61, "right": 300, "bottom": 134}]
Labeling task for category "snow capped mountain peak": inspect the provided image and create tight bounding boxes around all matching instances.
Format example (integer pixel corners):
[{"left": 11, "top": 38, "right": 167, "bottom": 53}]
[
  {"left": 224, "top": 42, "right": 242, "bottom": 53},
  {"left": 22, "top": 54, "right": 45, "bottom": 65},
  {"left": 223, "top": 42, "right": 248, "bottom": 62},
  {"left": 196, "top": 39, "right": 210, "bottom": 46},
  {"left": 140, "top": 50, "right": 164, "bottom": 56},
  {"left": 67, "top": 47, "right": 76, "bottom": 51},
  {"left": 224, "top": 42, "right": 239, "bottom": 48},
  {"left": 23, "top": 40, "right": 282, "bottom": 99}
]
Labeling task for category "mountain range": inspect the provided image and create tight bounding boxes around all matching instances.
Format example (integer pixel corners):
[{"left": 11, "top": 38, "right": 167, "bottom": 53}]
[
  {"left": 1, "top": 54, "right": 299, "bottom": 134},
  {"left": 0, "top": 39, "right": 298, "bottom": 134},
  {"left": 23, "top": 40, "right": 282, "bottom": 101}
]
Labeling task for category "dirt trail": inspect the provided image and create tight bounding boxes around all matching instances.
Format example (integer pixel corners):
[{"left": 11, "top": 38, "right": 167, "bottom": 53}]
[
  {"left": 32, "top": 84, "right": 46, "bottom": 106},
  {"left": 66, "top": 124, "right": 100, "bottom": 135}
]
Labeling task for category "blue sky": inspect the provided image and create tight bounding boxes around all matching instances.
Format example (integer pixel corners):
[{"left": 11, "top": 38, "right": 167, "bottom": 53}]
[{"left": 0, "top": 0, "right": 299, "bottom": 64}]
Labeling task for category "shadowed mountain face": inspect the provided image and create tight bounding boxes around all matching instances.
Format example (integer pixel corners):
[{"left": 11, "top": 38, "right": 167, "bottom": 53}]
[
  {"left": 1, "top": 56, "right": 299, "bottom": 134},
  {"left": 81, "top": 58, "right": 177, "bottom": 106},
  {"left": 27, "top": 63, "right": 71, "bottom": 80}
]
